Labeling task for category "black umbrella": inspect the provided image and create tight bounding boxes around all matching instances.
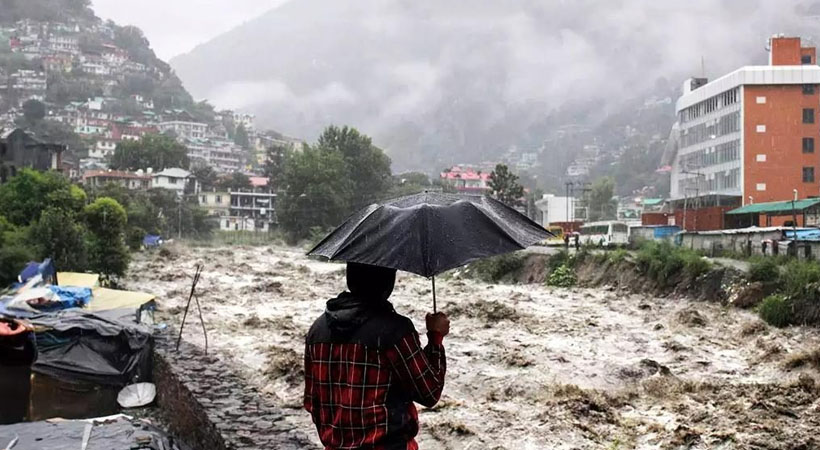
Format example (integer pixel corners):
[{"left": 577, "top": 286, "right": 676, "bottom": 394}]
[{"left": 308, "top": 192, "right": 551, "bottom": 312}]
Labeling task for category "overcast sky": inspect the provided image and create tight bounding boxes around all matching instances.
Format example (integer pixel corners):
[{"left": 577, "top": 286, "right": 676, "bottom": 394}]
[{"left": 91, "top": 0, "right": 288, "bottom": 60}]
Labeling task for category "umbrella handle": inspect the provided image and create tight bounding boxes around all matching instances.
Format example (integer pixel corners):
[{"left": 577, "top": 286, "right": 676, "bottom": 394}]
[{"left": 432, "top": 276, "right": 437, "bottom": 313}]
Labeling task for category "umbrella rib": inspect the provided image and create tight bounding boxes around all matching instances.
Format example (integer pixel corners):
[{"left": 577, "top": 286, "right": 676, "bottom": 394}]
[{"left": 420, "top": 204, "right": 431, "bottom": 277}]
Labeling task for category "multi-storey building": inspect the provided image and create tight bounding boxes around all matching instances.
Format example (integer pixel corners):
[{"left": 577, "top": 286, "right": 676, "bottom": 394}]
[
  {"left": 666, "top": 35, "right": 820, "bottom": 227},
  {"left": 186, "top": 137, "right": 245, "bottom": 173},
  {"left": 158, "top": 120, "right": 208, "bottom": 140},
  {"left": 8, "top": 70, "right": 47, "bottom": 104}
]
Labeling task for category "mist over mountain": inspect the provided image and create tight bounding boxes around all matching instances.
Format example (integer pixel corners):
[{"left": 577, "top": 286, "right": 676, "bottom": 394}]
[{"left": 171, "top": 0, "right": 820, "bottom": 172}]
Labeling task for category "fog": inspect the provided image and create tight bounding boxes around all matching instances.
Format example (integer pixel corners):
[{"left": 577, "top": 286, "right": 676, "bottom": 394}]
[
  {"left": 90, "top": 0, "right": 287, "bottom": 60},
  {"left": 169, "top": 0, "right": 820, "bottom": 169}
]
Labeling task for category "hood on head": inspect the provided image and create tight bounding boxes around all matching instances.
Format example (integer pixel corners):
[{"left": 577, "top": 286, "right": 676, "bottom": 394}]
[
  {"left": 346, "top": 262, "right": 396, "bottom": 302},
  {"left": 324, "top": 263, "right": 397, "bottom": 336},
  {"left": 325, "top": 292, "right": 393, "bottom": 335}
]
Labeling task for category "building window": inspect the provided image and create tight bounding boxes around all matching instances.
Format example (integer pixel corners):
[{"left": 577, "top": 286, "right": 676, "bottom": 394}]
[
  {"left": 168, "top": 178, "right": 177, "bottom": 184},
  {"left": 757, "top": 183, "right": 767, "bottom": 191},
  {"left": 757, "top": 154, "right": 767, "bottom": 162},
  {"left": 804, "top": 108, "right": 815, "bottom": 124},
  {"left": 756, "top": 125, "right": 766, "bottom": 133},
  {"left": 756, "top": 96, "right": 766, "bottom": 104},
  {"left": 802, "top": 54, "right": 813, "bottom": 65},
  {"left": 804, "top": 85, "right": 816, "bottom": 95},
  {"left": 804, "top": 137, "right": 815, "bottom": 153},
  {"left": 805, "top": 167, "right": 816, "bottom": 183},
  {"left": 216, "top": 195, "right": 222, "bottom": 203}
]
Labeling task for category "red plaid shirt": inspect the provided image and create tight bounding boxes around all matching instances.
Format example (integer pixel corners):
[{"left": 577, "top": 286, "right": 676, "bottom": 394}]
[{"left": 304, "top": 323, "right": 446, "bottom": 450}]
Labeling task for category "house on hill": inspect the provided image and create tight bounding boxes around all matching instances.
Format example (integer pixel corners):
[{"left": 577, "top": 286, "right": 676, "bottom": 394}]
[{"left": 0, "top": 128, "right": 65, "bottom": 183}]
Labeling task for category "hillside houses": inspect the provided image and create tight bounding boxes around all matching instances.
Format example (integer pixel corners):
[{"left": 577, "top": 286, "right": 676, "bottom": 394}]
[{"left": 0, "top": 18, "right": 298, "bottom": 181}]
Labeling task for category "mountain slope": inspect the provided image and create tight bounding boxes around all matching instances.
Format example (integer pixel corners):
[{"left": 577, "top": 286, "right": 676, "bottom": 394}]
[{"left": 171, "top": 0, "right": 819, "bottom": 171}]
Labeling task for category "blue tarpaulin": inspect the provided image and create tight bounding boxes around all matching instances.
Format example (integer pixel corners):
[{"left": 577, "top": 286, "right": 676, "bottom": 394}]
[
  {"left": 142, "top": 235, "right": 162, "bottom": 247},
  {"left": 786, "top": 228, "right": 820, "bottom": 241},
  {"left": 17, "top": 259, "right": 57, "bottom": 285}
]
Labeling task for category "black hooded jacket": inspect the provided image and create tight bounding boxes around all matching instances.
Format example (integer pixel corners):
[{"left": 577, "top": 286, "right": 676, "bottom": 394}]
[{"left": 304, "top": 263, "right": 446, "bottom": 450}]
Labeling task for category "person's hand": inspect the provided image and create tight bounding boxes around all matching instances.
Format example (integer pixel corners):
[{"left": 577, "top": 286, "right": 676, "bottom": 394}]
[
  {"left": 426, "top": 312, "right": 450, "bottom": 337},
  {"left": 0, "top": 319, "right": 30, "bottom": 337}
]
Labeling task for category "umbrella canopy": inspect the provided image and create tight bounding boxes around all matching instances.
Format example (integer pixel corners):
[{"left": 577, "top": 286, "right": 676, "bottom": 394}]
[{"left": 308, "top": 192, "right": 551, "bottom": 278}]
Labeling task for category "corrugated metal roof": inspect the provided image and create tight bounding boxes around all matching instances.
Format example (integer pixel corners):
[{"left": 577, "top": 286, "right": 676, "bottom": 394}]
[{"left": 726, "top": 198, "right": 820, "bottom": 215}]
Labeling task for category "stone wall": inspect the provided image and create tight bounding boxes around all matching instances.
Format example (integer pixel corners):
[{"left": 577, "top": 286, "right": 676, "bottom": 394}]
[{"left": 153, "top": 334, "right": 314, "bottom": 450}]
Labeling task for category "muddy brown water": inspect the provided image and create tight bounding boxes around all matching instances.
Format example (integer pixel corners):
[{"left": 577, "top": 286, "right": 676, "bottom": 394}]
[{"left": 128, "top": 245, "right": 820, "bottom": 449}]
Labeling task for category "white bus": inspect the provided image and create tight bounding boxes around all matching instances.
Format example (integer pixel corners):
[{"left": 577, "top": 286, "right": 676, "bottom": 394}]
[{"left": 580, "top": 221, "right": 630, "bottom": 247}]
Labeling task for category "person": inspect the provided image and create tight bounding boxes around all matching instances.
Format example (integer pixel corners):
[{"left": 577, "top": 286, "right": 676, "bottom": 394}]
[
  {"left": 304, "top": 262, "right": 449, "bottom": 450},
  {"left": 0, "top": 318, "right": 36, "bottom": 424}
]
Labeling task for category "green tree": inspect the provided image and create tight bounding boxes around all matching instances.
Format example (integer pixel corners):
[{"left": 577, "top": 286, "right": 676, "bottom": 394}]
[
  {"left": 279, "top": 146, "right": 352, "bottom": 240},
  {"left": 22, "top": 99, "right": 46, "bottom": 123},
  {"left": 84, "top": 197, "right": 130, "bottom": 278},
  {"left": 0, "top": 169, "right": 86, "bottom": 226},
  {"left": 0, "top": 215, "right": 33, "bottom": 286},
  {"left": 109, "top": 134, "right": 190, "bottom": 171},
  {"left": 390, "top": 171, "right": 431, "bottom": 197},
  {"left": 192, "top": 165, "right": 218, "bottom": 191},
  {"left": 489, "top": 164, "right": 525, "bottom": 207},
  {"left": 234, "top": 124, "right": 250, "bottom": 149},
  {"left": 30, "top": 207, "right": 88, "bottom": 271},
  {"left": 317, "top": 125, "right": 392, "bottom": 207},
  {"left": 588, "top": 177, "right": 618, "bottom": 221},
  {"left": 263, "top": 144, "right": 290, "bottom": 189},
  {"left": 218, "top": 172, "right": 252, "bottom": 191}
]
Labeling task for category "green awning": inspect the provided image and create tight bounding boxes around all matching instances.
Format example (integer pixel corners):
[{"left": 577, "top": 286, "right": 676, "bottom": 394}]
[
  {"left": 726, "top": 198, "right": 820, "bottom": 215},
  {"left": 642, "top": 198, "right": 664, "bottom": 206}
]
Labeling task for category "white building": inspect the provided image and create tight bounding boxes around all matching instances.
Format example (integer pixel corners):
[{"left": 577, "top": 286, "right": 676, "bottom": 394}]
[
  {"left": 152, "top": 168, "right": 197, "bottom": 195},
  {"left": 534, "top": 195, "right": 576, "bottom": 227},
  {"left": 186, "top": 137, "right": 244, "bottom": 173},
  {"left": 9, "top": 69, "right": 47, "bottom": 103},
  {"left": 158, "top": 121, "right": 208, "bottom": 140},
  {"left": 88, "top": 139, "right": 117, "bottom": 159},
  {"left": 48, "top": 34, "right": 79, "bottom": 53}
]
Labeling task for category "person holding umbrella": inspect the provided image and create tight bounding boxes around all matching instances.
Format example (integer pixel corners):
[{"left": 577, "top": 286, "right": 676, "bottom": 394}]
[
  {"left": 304, "top": 262, "right": 449, "bottom": 450},
  {"left": 305, "top": 192, "right": 549, "bottom": 449}
]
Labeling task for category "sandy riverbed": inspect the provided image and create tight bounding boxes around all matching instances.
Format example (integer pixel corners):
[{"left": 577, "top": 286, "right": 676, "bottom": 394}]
[{"left": 126, "top": 244, "right": 820, "bottom": 449}]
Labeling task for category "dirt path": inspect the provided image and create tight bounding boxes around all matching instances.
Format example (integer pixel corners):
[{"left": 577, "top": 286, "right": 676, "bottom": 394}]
[{"left": 127, "top": 244, "right": 820, "bottom": 449}]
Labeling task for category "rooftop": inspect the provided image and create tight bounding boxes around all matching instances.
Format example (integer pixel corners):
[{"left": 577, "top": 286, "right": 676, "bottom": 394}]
[
  {"left": 726, "top": 198, "right": 820, "bottom": 215},
  {"left": 83, "top": 170, "right": 151, "bottom": 180},
  {"left": 154, "top": 168, "right": 191, "bottom": 178}
]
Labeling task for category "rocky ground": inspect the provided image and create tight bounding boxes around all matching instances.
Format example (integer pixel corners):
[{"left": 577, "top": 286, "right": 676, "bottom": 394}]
[{"left": 126, "top": 244, "right": 820, "bottom": 450}]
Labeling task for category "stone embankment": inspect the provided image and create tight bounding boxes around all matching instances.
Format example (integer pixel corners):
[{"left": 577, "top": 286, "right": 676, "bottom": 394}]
[{"left": 153, "top": 333, "right": 314, "bottom": 450}]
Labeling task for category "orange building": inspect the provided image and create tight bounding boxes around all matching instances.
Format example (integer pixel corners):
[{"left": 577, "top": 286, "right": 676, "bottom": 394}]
[{"left": 666, "top": 35, "right": 820, "bottom": 229}]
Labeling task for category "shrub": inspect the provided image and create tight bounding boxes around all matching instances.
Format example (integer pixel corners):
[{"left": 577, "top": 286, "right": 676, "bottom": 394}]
[
  {"left": 608, "top": 248, "right": 629, "bottom": 264},
  {"left": 467, "top": 253, "right": 526, "bottom": 283},
  {"left": 547, "top": 264, "right": 576, "bottom": 287},
  {"left": 635, "top": 241, "right": 711, "bottom": 286},
  {"left": 682, "top": 253, "right": 711, "bottom": 278},
  {"left": 781, "top": 260, "right": 820, "bottom": 299},
  {"left": 547, "top": 251, "right": 571, "bottom": 271},
  {"left": 758, "top": 294, "right": 792, "bottom": 327},
  {"left": 748, "top": 257, "right": 781, "bottom": 285}
]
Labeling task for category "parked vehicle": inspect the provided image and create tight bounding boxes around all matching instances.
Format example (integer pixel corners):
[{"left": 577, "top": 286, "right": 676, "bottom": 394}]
[
  {"left": 540, "top": 225, "right": 566, "bottom": 246},
  {"left": 580, "top": 221, "right": 629, "bottom": 247}
]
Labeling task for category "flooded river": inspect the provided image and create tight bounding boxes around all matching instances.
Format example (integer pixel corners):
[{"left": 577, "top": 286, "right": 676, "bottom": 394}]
[{"left": 128, "top": 244, "right": 820, "bottom": 449}]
